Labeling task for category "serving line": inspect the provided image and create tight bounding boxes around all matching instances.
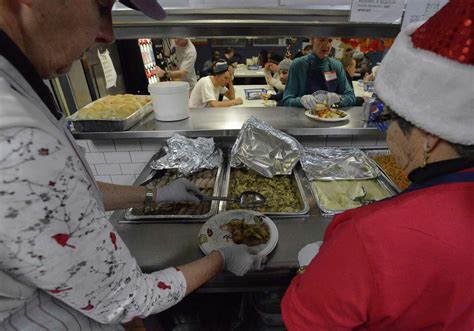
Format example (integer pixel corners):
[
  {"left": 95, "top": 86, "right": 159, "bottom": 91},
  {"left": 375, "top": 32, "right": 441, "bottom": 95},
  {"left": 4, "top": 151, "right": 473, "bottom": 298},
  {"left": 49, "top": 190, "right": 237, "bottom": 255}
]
[
  {"left": 110, "top": 165, "right": 331, "bottom": 292},
  {"left": 72, "top": 106, "right": 380, "bottom": 139}
]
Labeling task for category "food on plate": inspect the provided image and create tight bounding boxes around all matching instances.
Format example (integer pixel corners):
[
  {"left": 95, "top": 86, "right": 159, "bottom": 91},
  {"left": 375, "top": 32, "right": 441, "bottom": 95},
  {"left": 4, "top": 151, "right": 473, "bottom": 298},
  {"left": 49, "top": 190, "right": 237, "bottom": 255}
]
[
  {"left": 310, "top": 108, "right": 348, "bottom": 119},
  {"left": 371, "top": 154, "right": 411, "bottom": 190},
  {"left": 224, "top": 216, "right": 270, "bottom": 246},
  {"left": 314, "top": 103, "right": 328, "bottom": 111},
  {"left": 312, "top": 179, "right": 391, "bottom": 212},
  {"left": 228, "top": 168, "right": 302, "bottom": 213},
  {"left": 75, "top": 94, "right": 151, "bottom": 120},
  {"left": 132, "top": 168, "right": 217, "bottom": 216}
]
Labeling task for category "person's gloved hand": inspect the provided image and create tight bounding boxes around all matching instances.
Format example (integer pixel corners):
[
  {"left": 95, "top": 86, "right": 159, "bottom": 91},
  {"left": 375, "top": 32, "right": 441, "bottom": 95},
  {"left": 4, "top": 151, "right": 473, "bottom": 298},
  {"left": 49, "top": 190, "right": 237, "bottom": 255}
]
[
  {"left": 326, "top": 92, "right": 341, "bottom": 107},
  {"left": 218, "top": 245, "right": 267, "bottom": 276},
  {"left": 312, "top": 90, "right": 342, "bottom": 107},
  {"left": 300, "top": 94, "right": 318, "bottom": 110},
  {"left": 312, "top": 90, "right": 329, "bottom": 103},
  {"left": 155, "top": 178, "right": 201, "bottom": 203}
]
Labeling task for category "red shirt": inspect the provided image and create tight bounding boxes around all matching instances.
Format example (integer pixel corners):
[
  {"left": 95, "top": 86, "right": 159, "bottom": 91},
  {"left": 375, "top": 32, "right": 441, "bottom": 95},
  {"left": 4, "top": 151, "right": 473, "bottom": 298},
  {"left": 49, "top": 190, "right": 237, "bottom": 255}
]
[{"left": 282, "top": 169, "right": 474, "bottom": 331}]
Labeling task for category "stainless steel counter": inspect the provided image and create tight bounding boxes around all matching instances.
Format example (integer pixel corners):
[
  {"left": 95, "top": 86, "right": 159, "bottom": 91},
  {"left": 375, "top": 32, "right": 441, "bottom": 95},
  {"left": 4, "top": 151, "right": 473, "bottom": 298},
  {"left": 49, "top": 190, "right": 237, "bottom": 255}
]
[
  {"left": 73, "top": 106, "right": 377, "bottom": 140},
  {"left": 110, "top": 168, "right": 332, "bottom": 292},
  {"left": 94, "top": 106, "right": 384, "bottom": 291}
]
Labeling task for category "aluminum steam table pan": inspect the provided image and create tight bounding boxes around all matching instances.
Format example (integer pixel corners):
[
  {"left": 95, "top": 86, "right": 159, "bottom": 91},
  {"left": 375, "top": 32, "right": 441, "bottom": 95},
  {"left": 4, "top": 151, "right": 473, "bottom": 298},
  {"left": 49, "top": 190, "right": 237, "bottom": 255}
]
[
  {"left": 68, "top": 96, "right": 152, "bottom": 132},
  {"left": 121, "top": 152, "right": 223, "bottom": 224},
  {"left": 309, "top": 174, "right": 398, "bottom": 217},
  {"left": 363, "top": 149, "right": 406, "bottom": 193},
  {"left": 219, "top": 165, "right": 309, "bottom": 217}
]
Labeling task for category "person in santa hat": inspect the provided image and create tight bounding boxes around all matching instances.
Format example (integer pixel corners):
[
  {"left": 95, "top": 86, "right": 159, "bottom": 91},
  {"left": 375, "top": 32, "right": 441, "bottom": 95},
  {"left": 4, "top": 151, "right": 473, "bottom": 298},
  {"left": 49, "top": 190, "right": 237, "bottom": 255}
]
[{"left": 281, "top": 0, "right": 474, "bottom": 330}]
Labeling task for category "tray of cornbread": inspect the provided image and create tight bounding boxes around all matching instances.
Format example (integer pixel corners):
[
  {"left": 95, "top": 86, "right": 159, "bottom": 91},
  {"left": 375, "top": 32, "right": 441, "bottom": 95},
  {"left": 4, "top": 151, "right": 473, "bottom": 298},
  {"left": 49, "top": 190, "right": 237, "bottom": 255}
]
[{"left": 68, "top": 94, "right": 152, "bottom": 132}]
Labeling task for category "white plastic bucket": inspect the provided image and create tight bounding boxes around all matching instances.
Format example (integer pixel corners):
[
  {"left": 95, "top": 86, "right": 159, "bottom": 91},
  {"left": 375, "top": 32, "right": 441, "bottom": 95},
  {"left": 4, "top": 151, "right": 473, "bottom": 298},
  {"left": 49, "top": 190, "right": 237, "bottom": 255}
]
[{"left": 148, "top": 81, "right": 190, "bottom": 121}]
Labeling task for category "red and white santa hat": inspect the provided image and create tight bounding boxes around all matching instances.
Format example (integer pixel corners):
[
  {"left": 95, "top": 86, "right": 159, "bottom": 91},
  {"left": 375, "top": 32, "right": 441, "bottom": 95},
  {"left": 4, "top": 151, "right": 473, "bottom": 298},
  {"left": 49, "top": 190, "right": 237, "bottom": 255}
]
[{"left": 375, "top": 0, "right": 473, "bottom": 145}]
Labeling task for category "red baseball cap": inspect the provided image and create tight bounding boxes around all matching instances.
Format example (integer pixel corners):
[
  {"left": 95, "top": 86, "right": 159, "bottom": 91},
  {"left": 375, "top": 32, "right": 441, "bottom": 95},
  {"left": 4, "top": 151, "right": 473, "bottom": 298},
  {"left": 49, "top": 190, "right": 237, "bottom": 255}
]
[{"left": 119, "top": 0, "right": 166, "bottom": 20}]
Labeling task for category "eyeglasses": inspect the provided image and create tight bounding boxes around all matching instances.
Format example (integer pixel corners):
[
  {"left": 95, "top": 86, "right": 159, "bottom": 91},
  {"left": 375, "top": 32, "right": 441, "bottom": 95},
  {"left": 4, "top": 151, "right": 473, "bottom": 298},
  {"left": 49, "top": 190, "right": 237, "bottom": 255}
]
[{"left": 376, "top": 111, "right": 399, "bottom": 123}]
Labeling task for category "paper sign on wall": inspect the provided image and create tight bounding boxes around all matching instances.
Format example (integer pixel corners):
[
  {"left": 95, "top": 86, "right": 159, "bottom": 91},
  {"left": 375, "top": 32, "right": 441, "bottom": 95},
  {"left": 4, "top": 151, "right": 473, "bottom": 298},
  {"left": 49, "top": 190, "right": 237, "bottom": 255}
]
[
  {"left": 402, "top": 0, "right": 448, "bottom": 28},
  {"left": 97, "top": 49, "right": 117, "bottom": 89},
  {"left": 350, "top": 0, "right": 405, "bottom": 24}
]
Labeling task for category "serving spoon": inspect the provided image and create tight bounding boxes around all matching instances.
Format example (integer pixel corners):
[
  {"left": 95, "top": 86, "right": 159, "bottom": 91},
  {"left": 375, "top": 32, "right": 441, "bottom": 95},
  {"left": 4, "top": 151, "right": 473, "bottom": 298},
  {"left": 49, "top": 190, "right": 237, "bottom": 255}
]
[{"left": 198, "top": 191, "right": 267, "bottom": 208}]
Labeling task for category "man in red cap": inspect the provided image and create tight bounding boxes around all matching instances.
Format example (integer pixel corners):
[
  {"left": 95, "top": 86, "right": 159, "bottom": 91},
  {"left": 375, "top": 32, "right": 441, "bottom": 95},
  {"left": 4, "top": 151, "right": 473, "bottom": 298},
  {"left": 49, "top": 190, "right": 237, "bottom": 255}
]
[
  {"left": 282, "top": 0, "right": 473, "bottom": 330},
  {"left": 0, "top": 0, "right": 265, "bottom": 329}
]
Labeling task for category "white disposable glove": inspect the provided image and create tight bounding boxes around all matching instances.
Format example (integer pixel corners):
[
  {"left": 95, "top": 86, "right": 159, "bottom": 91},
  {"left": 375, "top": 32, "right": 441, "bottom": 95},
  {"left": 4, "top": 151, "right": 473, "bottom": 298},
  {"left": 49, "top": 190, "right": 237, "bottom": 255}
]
[
  {"left": 326, "top": 92, "right": 341, "bottom": 106},
  {"left": 155, "top": 178, "right": 201, "bottom": 203},
  {"left": 312, "top": 90, "right": 330, "bottom": 103},
  {"left": 300, "top": 94, "right": 318, "bottom": 110},
  {"left": 298, "top": 241, "right": 323, "bottom": 267},
  {"left": 218, "top": 245, "right": 267, "bottom": 276},
  {"left": 313, "top": 90, "right": 341, "bottom": 107}
]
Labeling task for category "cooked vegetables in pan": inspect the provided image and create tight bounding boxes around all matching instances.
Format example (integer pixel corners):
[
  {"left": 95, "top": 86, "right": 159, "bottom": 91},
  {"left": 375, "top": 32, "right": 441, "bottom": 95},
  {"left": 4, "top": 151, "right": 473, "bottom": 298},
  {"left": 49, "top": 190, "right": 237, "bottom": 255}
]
[
  {"left": 228, "top": 168, "right": 302, "bottom": 213},
  {"left": 371, "top": 154, "right": 411, "bottom": 190}
]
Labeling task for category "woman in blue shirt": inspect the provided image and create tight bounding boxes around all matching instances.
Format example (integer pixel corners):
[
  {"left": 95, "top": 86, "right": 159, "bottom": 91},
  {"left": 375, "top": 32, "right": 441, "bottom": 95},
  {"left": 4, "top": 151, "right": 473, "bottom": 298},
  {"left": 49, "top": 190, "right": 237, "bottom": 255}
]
[{"left": 282, "top": 37, "right": 356, "bottom": 109}]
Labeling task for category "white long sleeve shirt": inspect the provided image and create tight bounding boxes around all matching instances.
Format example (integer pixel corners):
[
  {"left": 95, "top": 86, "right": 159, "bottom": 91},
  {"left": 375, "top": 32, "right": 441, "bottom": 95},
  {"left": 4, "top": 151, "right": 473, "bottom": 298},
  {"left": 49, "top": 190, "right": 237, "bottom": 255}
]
[
  {"left": 0, "top": 127, "right": 186, "bottom": 329},
  {"left": 0, "top": 35, "right": 187, "bottom": 329}
]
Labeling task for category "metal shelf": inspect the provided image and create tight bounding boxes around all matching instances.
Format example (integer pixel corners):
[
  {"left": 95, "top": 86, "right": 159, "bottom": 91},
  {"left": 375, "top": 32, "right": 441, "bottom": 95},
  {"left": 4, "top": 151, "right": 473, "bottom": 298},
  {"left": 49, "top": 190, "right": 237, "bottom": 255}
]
[{"left": 112, "top": 9, "right": 400, "bottom": 39}]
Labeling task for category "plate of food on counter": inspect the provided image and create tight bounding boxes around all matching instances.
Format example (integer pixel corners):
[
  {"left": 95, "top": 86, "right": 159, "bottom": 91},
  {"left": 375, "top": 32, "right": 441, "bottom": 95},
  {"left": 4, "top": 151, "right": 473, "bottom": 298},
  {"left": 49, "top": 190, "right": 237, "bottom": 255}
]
[
  {"left": 305, "top": 108, "right": 349, "bottom": 122},
  {"left": 198, "top": 210, "right": 278, "bottom": 256}
]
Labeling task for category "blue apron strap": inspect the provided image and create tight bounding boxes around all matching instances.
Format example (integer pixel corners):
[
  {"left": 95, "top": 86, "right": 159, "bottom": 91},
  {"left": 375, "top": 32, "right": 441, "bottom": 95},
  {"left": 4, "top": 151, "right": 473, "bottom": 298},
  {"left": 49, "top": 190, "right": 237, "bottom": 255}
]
[{"left": 305, "top": 60, "right": 326, "bottom": 94}]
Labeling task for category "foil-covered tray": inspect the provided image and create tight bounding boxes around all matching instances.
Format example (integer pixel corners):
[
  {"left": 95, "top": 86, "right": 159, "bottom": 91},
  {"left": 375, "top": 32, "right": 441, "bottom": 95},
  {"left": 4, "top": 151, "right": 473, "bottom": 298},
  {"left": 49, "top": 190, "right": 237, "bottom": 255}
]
[
  {"left": 231, "top": 116, "right": 303, "bottom": 178},
  {"left": 219, "top": 162, "right": 309, "bottom": 218},
  {"left": 301, "top": 147, "right": 380, "bottom": 181},
  {"left": 68, "top": 96, "right": 152, "bottom": 132},
  {"left": 121, "top": 151, "right": 223, "bottom": 223},
  {"left": 309, "top": 173, "right": 399, "bottom": 217}
]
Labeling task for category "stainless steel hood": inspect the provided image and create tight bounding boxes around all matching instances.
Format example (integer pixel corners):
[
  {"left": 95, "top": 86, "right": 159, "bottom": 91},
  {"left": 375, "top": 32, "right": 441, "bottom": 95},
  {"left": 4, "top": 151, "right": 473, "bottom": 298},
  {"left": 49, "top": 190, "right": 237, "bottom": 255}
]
[{"left": 112, "top": 8, "right": 401, "bottom": 39}]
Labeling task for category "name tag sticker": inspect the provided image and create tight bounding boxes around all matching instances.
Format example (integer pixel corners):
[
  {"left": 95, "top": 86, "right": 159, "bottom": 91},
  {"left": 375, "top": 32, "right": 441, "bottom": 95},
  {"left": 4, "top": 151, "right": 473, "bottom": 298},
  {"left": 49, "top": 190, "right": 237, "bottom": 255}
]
[{"left": 324, "top": 71, "right": 337, "bottom": 81}]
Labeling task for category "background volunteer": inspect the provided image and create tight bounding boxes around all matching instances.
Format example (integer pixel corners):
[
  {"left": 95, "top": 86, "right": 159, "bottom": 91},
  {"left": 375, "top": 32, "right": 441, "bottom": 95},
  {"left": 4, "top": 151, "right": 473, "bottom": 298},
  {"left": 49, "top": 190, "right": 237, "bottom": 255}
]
[
  {"left": 157, "top": 38, "right": 198, "bottom": 90},
  {"left": 282, "top": 37, "right": 356, "bottom": 109}
]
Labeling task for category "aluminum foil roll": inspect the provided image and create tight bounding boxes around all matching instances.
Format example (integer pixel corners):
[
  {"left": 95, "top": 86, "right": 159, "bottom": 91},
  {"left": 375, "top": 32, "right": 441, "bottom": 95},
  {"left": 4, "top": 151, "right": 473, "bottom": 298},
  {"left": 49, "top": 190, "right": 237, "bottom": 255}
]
[
  {"left": 231, "top": 116, "right": 303, "bottom": 178},
  {"left": 301, "top": 147, "right": 380, "bottom": 180},
  {"left": 150, "top": 134, "right": 222, "bottom": 175}
]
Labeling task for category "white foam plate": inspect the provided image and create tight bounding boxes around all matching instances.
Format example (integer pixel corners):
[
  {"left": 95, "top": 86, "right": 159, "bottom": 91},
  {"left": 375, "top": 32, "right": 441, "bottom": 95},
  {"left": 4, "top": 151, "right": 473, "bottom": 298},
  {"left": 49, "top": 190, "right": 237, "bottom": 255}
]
[{"left": 305, "top": 109, "right": 350, "bottom": 122}]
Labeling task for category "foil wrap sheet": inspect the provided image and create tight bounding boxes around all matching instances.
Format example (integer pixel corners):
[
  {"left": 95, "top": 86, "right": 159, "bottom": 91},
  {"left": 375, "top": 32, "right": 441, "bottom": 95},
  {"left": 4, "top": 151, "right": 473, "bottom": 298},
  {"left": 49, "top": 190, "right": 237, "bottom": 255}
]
[
  {"left": 230, "top": 116, "right": 303, "bottom": 178},
  {"left": 301, "top": 147, "right": 380, "bottom": 180},
  {"left": 150, "top": 134, "right": 222, "bottom": 175}
]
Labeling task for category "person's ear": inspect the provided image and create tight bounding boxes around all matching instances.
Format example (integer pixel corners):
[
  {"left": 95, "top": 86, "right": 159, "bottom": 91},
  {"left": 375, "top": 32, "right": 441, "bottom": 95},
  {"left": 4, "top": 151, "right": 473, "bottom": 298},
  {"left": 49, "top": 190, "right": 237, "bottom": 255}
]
[{"left": 424, "top": 132, "right": 440, "bottom": 153}]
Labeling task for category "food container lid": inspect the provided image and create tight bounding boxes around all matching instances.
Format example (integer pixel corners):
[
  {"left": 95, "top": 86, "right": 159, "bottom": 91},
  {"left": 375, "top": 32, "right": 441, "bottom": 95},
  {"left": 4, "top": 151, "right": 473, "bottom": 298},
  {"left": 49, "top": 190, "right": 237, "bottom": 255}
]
[{"left": 148, "top": 81, "right": 189, "bottom": 94}]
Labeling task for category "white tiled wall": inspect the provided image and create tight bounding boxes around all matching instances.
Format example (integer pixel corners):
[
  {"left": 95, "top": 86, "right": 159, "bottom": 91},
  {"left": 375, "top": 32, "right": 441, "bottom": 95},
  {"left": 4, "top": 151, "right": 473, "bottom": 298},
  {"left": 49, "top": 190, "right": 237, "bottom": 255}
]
[{"left": 81, "top": 138, "right": 160, "bottom": 185}]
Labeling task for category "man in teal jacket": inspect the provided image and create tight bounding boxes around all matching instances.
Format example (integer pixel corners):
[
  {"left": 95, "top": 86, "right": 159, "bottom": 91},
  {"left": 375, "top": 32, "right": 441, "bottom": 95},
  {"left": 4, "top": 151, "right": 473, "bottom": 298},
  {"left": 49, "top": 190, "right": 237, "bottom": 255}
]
[{"left": 282, "top": 37, "right": 356, "bottom": 108}]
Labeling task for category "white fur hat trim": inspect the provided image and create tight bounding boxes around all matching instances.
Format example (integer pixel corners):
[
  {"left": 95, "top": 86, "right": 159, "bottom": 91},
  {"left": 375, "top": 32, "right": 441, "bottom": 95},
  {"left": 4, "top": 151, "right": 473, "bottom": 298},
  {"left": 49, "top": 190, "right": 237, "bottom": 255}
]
[{"left": 375, "top": 23, "right": 474, "bottom": 145}]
